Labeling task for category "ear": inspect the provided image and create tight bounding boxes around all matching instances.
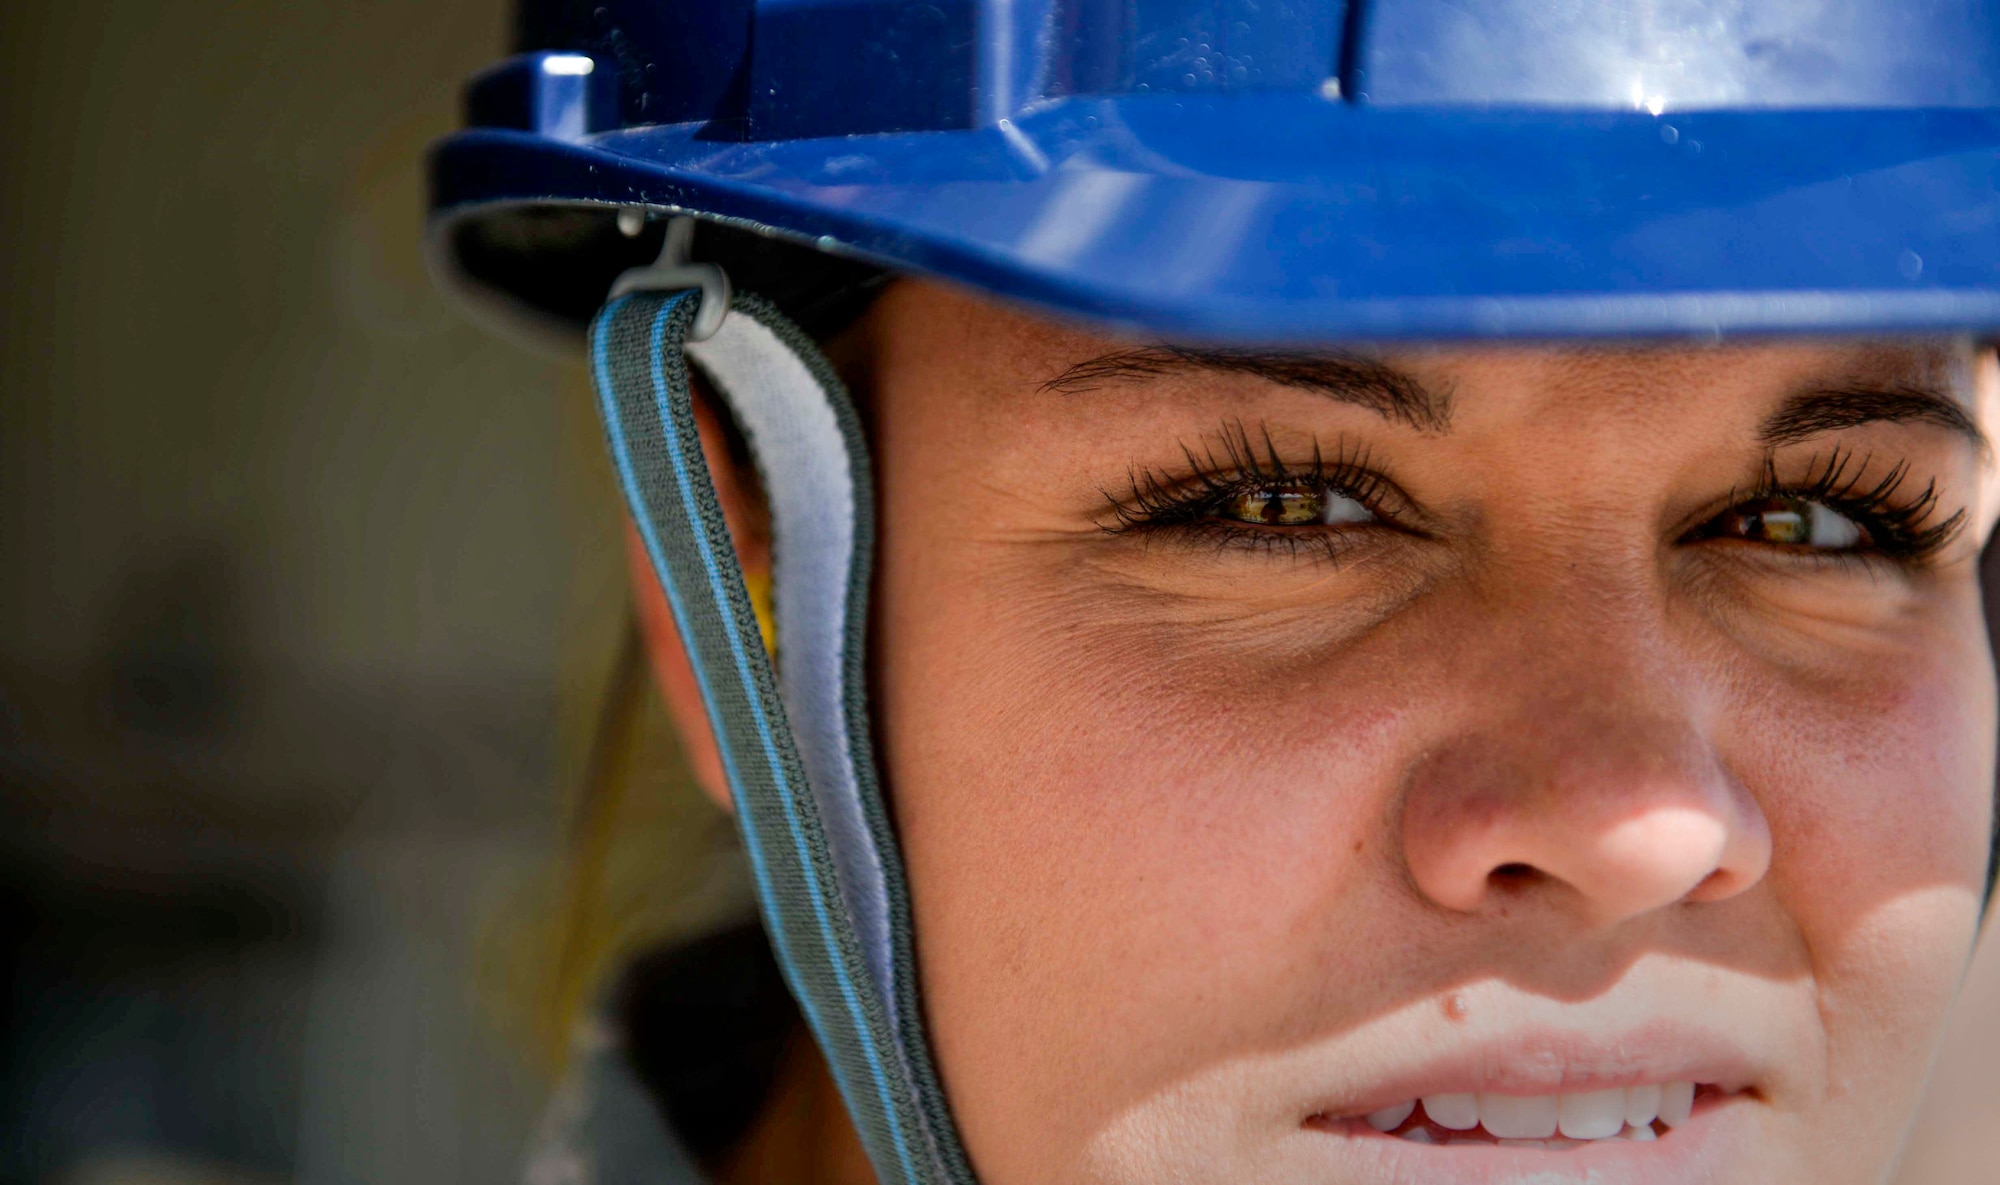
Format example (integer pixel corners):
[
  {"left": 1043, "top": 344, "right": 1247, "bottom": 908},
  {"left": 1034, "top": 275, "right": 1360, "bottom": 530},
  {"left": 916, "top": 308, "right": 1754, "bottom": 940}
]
[{"left": 625, "top": 384, "right": 771, "bottom": 815}]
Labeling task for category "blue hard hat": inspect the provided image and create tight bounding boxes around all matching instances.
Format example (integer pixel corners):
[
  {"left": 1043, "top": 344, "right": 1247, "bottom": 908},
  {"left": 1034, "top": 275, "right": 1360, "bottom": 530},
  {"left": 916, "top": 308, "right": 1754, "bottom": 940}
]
[{"left": 428, "top": 0, "right": 2000, "bottom": 347}]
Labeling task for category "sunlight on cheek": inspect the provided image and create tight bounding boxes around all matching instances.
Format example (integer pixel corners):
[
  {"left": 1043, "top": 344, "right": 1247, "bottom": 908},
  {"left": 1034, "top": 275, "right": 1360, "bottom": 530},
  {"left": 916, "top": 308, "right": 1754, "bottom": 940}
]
[
  {"left": 1080, "top": 1067, "right": 1261, "bottom": 1185},
  {"left": 1812, "top": 885, "right": 1985, "bottom": 1070}
]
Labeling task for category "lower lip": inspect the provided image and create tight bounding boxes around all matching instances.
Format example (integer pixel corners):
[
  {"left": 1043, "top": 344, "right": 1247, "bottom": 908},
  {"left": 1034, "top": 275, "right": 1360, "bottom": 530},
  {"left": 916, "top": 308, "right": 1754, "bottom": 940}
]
[{"left": 1304, "top": 1092, "right": 1748, "bottom": 1185}]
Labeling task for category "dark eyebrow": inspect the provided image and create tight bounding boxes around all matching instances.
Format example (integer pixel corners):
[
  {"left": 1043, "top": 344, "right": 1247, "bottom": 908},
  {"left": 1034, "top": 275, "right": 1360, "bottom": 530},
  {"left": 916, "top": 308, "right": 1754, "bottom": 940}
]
[
  {"left": 1760, "top": 384, "right": 1987, "bottom": 453},
  {"left": 1040, "top": 346, "right": 1452, "bottom": 433}
]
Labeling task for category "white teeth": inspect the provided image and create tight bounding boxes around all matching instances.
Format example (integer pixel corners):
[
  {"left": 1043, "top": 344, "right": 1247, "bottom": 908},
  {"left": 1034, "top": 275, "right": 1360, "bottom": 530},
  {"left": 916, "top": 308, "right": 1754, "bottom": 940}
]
[
  {"left": 1557, "top": 1088, "right": 1628, "bottom": 1140},
  {"left": 1479, "top": 1093, "right": 1559, "bottom": 1140},
  {"left": 1366, "top": 1100, "right": 1417, "bottom": 1132},
  {"left": 1658, "top": 1081, "right": 1695, "bottom": 1128},
  {"left": 1421, "top": 1093, "right": 1480, "bottom": 1130},
  {"left": 1625, "top": 1083, "right": 1662, "bottom": 1128},
  {"left": 1363, "top": 1082, "right": 1700, "bottom": 1143}
]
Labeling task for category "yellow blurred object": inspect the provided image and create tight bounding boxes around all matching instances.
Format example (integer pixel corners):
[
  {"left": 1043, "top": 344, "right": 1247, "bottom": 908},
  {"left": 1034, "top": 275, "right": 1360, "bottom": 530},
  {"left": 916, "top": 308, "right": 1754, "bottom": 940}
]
[
  {"left": 744, "top": 567, "right": 778, "bottom": 655},
  {"left": 478, "top": 367, "right": 756, "bottom": 1079}
]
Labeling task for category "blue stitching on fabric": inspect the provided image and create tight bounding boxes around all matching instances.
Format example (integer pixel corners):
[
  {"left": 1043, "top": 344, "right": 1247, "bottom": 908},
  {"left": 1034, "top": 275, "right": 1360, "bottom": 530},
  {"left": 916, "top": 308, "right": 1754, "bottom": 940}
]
[
  {"left": 635, "top": 299, "right": 919, "bottom": 1185},
  {"left": 593, "top": 297, "right": 786, "bottom": 916},
  {"left": 592, "top": 293, "right": 920, "bottom": 1185},
  {"left": 592, "top": 294, "right": 834, "bottom": 1116}
]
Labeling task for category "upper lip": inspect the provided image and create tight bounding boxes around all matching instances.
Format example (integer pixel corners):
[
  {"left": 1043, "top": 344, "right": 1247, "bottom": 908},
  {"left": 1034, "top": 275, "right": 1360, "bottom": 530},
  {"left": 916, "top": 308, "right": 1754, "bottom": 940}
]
[{"left": 1309, "top": 1019, "right": 1762, "bottom": 1122}]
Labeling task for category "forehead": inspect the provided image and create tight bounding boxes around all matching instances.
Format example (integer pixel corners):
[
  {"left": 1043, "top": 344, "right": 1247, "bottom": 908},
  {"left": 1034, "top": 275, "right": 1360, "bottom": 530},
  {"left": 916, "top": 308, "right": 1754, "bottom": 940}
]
[
  {"left": 872, "top": 281, "right": 1979, "bottom": 411},
  {"left": 1388, "top": 339, "right": 1975, "bottom": 404},
  {"left": 1384, "top": 339, "right": 1985, "bottom": 447}
]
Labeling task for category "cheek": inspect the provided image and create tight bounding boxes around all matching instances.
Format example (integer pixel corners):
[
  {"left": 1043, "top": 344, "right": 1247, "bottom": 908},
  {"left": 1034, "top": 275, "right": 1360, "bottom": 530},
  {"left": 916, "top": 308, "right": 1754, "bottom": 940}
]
[
  {"left": 878, "top": 578, "right": 1414, "bottom": 1161},
  {"left": 1743, "top": 637, "right": 1992, "bottom": 926},
  {"left": 1726, "top": 613, "right": 1993, "bottom": 1096}
]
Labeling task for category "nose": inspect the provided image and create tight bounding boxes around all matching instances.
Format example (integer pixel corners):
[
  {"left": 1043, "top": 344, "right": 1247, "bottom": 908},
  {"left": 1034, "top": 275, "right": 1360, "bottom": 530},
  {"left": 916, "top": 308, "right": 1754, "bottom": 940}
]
[{"left": 1399, "top": 697, "right": 1772, "bottom": 927}]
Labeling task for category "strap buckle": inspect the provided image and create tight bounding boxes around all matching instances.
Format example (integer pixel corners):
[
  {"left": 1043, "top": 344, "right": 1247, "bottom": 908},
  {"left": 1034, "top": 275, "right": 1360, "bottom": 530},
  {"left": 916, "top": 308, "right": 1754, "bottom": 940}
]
[{"left": 609, "top": 213, "right": 732, "bottom": 341}]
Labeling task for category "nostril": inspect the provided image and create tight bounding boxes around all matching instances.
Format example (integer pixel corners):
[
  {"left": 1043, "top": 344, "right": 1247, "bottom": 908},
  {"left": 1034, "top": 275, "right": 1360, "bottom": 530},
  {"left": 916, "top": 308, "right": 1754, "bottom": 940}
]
[
  {"left": 1489, "top": 862, "right": 1540, "bottom": 888},
  {"left": 1686, "top": 863, "right": 1751, "bottom": 902}
]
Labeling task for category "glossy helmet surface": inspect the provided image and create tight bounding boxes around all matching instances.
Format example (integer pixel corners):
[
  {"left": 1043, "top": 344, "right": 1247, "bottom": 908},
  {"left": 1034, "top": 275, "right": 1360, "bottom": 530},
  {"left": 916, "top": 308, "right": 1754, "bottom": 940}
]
[{"left": 428, "top": 1, "right": 2000, "bottom": 343}]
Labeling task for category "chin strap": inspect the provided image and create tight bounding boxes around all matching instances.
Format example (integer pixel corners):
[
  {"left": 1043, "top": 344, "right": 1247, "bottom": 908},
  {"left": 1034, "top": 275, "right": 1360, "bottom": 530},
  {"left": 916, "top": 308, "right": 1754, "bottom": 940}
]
[{"left": 588, "top": 290, "right": 976, "bottom": 1185}]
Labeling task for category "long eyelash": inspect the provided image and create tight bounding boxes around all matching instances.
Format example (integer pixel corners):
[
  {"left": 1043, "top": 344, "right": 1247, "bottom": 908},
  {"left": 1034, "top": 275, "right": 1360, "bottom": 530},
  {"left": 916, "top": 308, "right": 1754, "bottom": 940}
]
[
  {"left": 1755, "top": 444, "right": 1968, "bottom": 560},
  {"left": 1102, "top": 421, "right": 1393, "bottom": 549}
]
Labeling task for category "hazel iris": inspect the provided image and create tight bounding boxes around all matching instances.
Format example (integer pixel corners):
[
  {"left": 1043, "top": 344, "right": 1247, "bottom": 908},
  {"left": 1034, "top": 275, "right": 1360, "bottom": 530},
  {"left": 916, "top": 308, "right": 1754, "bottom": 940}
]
[
  {"left": 1710, "top": 496, "right": 1865, "bottom": 550},
  {"left": 1220, "top": 482, "right": 1373, "bottom": 527}
]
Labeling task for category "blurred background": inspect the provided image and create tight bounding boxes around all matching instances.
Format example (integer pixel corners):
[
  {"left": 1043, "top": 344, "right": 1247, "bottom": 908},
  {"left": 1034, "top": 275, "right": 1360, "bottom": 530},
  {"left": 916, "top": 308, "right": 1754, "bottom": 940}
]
[
  {"left": 0, "top": 3, "right": 1997, "bottom": 1183},
  {"left": 0, "top": 3, "right": 758, "bottom": 1183}
]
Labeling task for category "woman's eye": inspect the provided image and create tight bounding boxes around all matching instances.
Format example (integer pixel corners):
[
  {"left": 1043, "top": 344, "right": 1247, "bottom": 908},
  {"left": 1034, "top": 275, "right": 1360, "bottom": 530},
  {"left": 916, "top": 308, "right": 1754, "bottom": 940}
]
[
  {"left": 1706, "top": 495, "right": 1867, "bottom": 550},
  {"left": 1218, "top": 482, "right": 1375, "bottom": 527}
]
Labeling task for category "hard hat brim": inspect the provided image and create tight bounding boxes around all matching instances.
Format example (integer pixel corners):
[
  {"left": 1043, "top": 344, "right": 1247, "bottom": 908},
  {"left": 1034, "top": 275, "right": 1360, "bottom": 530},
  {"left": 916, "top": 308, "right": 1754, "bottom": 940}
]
[{"left": 428, "top": 93, "right": 2000, "bottom": 349}]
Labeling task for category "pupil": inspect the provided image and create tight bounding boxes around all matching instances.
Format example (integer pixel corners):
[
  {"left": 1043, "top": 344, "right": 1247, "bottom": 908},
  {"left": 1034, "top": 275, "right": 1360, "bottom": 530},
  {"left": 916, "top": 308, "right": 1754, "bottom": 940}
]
[
  {"left": 1225, "top": 484, "right": 1328, "bottom": 526},
  {"left": 1745, "top": 498, "right": 1808, "bottom": 545}
]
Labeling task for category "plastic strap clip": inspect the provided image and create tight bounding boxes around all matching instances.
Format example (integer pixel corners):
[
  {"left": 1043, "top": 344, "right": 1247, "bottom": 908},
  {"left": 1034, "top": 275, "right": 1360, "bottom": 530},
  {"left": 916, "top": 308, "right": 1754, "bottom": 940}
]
[{"left": 609, "top": 213, "right": 733, "bottom": 341}]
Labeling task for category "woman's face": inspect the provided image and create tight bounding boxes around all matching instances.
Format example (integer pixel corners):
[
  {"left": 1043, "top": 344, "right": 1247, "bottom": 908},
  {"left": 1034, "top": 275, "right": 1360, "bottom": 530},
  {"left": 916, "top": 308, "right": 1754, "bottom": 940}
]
[{"left": 852, "top": 281, "right": 2000, "bottom": 1184}]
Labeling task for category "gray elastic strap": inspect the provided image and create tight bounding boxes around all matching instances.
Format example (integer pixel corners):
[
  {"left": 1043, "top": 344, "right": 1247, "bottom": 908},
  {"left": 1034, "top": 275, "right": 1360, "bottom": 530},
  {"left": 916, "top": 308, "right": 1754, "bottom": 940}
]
[{"left": 588, "top": 291, "right": 975, "bottom": 1185}]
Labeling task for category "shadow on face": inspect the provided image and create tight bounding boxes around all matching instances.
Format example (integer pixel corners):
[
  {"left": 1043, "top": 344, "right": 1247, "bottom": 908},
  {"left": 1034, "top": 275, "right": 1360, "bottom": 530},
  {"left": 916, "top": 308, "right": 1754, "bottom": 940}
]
[{"left": 848, "top": 280, "right": 1999, "bottom": 1185}]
